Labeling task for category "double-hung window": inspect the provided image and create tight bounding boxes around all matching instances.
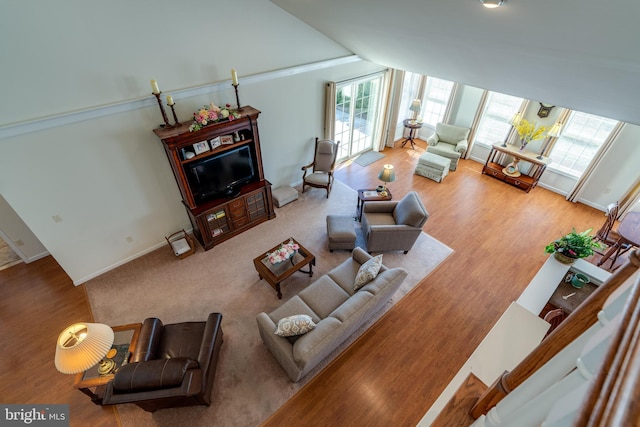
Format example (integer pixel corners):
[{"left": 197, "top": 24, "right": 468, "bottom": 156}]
[
  {"left": 398, "top": 72, "right": 454, "bottom": 128},
  {"left": 547, "top": 111, "right": 618, "bottom": 178},
  {"left": 473, "top": 92, "right": 524, "bottom": 148}
]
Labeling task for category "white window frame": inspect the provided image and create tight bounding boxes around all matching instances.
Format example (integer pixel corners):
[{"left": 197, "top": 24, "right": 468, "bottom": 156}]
[{"left": 473, "top": 92, "right": 525, "bottom": 149}]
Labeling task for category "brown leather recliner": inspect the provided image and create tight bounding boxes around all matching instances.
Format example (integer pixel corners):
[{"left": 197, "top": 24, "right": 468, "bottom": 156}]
[{"left": 102, "top": 312, "right": 223, "bottom": 412}]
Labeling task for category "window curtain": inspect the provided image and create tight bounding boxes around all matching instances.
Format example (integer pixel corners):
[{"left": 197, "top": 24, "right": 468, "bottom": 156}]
[
  {"left": 566, "top": 121, "right": 625, "bottom": 202},
  {"left": 442, "top": 82, "right": 459, "bottom": 125},
  {"left": 324, "top": 82, "right": 337, "bottom": 140},
  {"left": 380, "top": 69, "right": 403, "bottom": 149},
  {"left": 619, "top": 176, "right": 640, "bottom": 217},
  {"left": 463, "top": 90, "right": 490, "bottom": 159}
]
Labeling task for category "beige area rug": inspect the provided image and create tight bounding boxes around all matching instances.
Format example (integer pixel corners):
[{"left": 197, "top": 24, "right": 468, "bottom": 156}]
[
  {"left": 84, "top": 180, "right": 453, "bottom": 426},
  {"left": 0, "top": 239, "right": 22, "bottom": 271}
]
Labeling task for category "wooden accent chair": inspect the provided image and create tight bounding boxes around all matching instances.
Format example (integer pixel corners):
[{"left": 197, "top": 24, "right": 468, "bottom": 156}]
[
  {"left": 301, "top": 138, "right": 340, "bottom": 198},
  {"left": 595, "top": 202, "right": 633, "bottom": 268},
  {"left": 542, "top": 308, "right": 566, "bottom": 340}
]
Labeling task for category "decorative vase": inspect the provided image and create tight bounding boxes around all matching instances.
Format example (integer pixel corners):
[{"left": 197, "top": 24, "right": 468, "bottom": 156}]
[
  {"left": 554, "top": 252, "right": 577, "bottom": 264},
  {"left": 571, "top": 273, "right": 590, "bottom": 289},
  {"left": 520, "top": 138, "right": 528, "bottom": 151}
]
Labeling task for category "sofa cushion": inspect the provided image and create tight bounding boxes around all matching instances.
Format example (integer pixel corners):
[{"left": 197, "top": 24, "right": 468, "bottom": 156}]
[
  {"left": 293, "top": 317, "right": 342, "bottom": 365},
  {"left": 157, "top": 322, "right": 205, "bottom": 361},
  {"left": 268, "top": 295, "right": 321, "bottom": 324},
  {"left": 354, "top": 255, "right": 383, "bottom": 290},
  {"left": 329, "top": 290, "right": 375, "bottom": 322},
  {"left": 299, "top": 276, "right": 350, "bottom": 319},
  {"left": 436, "top": 122, "right": 470, "bottom": 144},
  {"left": 274, "top": 315, "right": 316, "bottom": 337},
  {"left": 393, "top": 193, "right": 426, "bottom": 228},
  {"left": 113, "top": 357, "right": 198, "bottom": 392}
]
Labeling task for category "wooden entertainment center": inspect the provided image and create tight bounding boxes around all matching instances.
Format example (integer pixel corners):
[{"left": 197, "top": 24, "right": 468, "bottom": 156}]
[{"left": 154, "top": 106, "right": 275, "bottom": 250}]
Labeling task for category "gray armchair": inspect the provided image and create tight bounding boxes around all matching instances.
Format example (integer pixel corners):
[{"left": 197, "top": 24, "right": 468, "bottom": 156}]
[
  {"left": 426, "top": 123, "right": 470, "bottom": 171},
  {"left": 361, "top": 191, "right": 429, "bottom": 254}
]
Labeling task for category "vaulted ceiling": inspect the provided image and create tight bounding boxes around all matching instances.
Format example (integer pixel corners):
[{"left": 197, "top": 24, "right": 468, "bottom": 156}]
[{"left": 272, "top": 0, "right": 640, "bottom": 126}]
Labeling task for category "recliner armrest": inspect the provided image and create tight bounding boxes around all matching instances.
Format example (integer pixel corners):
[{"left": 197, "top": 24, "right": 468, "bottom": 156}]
[
  {"left": 196, "top": 313, "right": 224, "bottom": 375},
  {"left": 426, "top": 134, "right": 439, "bottom": 146}
]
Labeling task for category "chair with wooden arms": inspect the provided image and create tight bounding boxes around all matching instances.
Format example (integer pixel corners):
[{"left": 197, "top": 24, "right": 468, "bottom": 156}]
[
  {"left": 301, "top": 138, "right": 340, "bottom": 198},
  {"left": 595, "top": 202, "right": 633, "bottom": 268},
  {"left": 543, "top": 308, "right": 566, "bottom": 339}
]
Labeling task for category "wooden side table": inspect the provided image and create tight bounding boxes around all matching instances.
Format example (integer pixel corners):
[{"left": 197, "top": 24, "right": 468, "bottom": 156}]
[
  {"left": 73, "top": 323, "right": 141, "bottom": 404},
  {"left": 356, "top": 189, "right": 392, "bottom": 221},
  {"left": 400, "top": 119, "right": 423, "bottom": 150}
]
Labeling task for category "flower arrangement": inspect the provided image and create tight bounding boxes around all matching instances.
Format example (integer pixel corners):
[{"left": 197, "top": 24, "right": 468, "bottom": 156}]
[
  {"left": 544, "top": 228, "right": 604, "bottom": 262},
  {"left": 267, "top": 239, "right": 300, "bottom": 265},
  {"left": 189, "top": 102, "right": 241, "bottom": 132},
  {"left": 514, "top": 118, "right": 549, "bottom": 150}
]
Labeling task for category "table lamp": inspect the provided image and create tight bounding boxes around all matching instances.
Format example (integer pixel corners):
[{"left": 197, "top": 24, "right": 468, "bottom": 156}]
[
  {"left": 378, "top": 164, "right": 395, "bottom": 196},
  {"left": 502, "top": 112, "right": 523, "bottom": 147},
  {"left": 55, "top": 322, "right": 115, "bottom": 375},
  {"left": 537, "top": 121, "right": 563, "bottom": 159},
  {"left": 409, "top": 100, "right": 422, "bottom": 124}
]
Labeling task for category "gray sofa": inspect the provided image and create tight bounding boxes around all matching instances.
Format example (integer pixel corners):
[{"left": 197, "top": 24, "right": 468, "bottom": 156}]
[
  {"left": 426, "top": 122, "right": 470, "bottom": 171},
  {"left": 256, "top": 247, "right": 408, "bottom": 382}
]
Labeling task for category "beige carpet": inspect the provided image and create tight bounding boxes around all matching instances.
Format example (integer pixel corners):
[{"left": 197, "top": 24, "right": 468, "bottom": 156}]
[
  {"left": 0, "top": 239, "right": 21, "bottom": 271},
  {"left": 84, "top": 180, "right": 453, "bottom": 426}
]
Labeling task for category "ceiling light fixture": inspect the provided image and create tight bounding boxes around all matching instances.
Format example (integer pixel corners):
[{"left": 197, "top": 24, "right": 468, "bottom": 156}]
[{"left": 480, "top": 0, "right": 506, "bottom": 8}]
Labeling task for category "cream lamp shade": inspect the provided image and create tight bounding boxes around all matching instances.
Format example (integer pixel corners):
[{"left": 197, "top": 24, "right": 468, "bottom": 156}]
[
  {"left": 547, "top": 122, "right": 563, "bottom": 138},
  {"left": 510, "top": 112, "right": 523, "bottom": 127},
  {"left": 55, "top": 322, "right": 114, "bottom": 374}
]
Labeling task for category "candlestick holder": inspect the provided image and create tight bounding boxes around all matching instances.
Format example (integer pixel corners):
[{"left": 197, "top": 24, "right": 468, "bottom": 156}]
[
  {"left": 153, "top": 92, "right": 172, "bottom": 128},
  {"left": 168, "top": 103, "right": 181, "bottom": 127},
  {"left": 232, "top": 83, "right": 243, "bottom": 111}
]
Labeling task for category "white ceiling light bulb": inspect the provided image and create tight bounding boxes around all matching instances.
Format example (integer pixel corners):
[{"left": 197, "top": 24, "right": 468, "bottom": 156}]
[{"left": 480, "top": 0, "right": 506, "bottom": 8}]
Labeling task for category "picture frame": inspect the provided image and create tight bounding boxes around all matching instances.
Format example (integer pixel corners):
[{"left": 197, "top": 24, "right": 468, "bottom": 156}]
[
  {"left": 192, "top": 140, "right": 210, "bottom": 155},
  {"left": 220, "top": 135, "right": 234, "bottom": 145},
  {"left": 209, "top": 136, "right": 222, "bottom": 150}
]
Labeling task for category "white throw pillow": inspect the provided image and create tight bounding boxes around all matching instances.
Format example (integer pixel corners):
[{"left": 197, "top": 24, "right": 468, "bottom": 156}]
[
  {"left": 274, "top": 314, "right": 316, "bottom": 337},
  {"left": 354, "top": 255, "right": 383, "bottom": 290}
]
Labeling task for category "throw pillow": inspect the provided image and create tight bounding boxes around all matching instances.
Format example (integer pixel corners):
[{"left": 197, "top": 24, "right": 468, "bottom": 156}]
[
  {"left": 354, "top": 254, "right": 383, "bottom": 290},
  {"left": 274, "top": 314, "right": 316, "bottom": 337}
]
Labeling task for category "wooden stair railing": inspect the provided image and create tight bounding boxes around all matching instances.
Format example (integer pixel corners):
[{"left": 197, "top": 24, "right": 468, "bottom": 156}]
[
  {"left": 573, "top": 250, "right": 640, "bottom": 426},
  {"left": 469, "top": 248, "right": 640, "bottom": 419}
]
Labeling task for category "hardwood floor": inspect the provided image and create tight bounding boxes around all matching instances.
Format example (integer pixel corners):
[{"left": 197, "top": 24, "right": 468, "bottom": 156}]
[
  {"left": 0, "top": 139, "right": 605, "bottom": 427},
  {"left": 262, "top": 140, "right": 604, "bottom": 426}
]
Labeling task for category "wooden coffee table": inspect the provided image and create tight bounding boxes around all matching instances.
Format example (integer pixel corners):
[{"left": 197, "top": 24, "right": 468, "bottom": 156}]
[{"left": 254, "top": 237, "right": 315, "bottom": 299}]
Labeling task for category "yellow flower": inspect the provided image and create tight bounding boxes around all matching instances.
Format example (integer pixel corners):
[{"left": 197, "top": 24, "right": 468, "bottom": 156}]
[{"left": 516, "top": 119, "right": 548, "bottom": 142}]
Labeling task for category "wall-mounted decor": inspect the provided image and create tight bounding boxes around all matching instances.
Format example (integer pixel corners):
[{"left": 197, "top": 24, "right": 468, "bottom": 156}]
[
  {"left": 193, "top": 140, "right": 210, "bottom": 155},
  {"left": 537, "top": 103, "right": 555, "bottom": 118}
]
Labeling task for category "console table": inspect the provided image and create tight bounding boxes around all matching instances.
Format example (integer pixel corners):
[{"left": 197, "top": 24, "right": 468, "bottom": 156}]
[{"left": 482, "top": 144, "right": 551, "bottom": 193}]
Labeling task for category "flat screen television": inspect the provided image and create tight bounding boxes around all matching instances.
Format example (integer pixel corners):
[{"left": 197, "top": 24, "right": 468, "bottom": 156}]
[{"left": 185, "top": 145, "right": 256, "bottom": 203}]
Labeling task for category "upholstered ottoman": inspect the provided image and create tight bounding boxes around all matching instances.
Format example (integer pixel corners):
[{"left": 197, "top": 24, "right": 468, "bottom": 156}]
[
  {"left": 326, "top": 215, "right": 356, "bottom": 252},
  {"left": 272, "top": 186, "right": 298, "bottom": 207},
  {"left": 414, "top": 151, "right": 451, "bottom": 183}
]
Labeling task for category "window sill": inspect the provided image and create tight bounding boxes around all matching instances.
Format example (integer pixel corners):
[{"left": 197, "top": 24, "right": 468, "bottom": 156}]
[{"left": 546, "top": 165, "right": 581, "bottom": 180}]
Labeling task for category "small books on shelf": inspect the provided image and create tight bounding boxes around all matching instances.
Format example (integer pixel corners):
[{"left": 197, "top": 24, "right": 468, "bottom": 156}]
[{"left": 212, "top": 228, "right": 224, "bottom": 237}]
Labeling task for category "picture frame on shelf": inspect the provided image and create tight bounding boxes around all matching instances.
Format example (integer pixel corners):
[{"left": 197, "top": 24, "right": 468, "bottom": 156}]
[
  {"left": 220, "top": 135, "right": 234, "bottom": 145},
  {"left": 193, "top": 140, "right": 210, "bottom": 155},
  {"left": 209, "top": 136, "right": 222, "bottom": 150}
]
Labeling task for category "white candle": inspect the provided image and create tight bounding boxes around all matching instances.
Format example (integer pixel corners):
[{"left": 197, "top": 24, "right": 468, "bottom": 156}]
[
  {"left": 150, "top": 80, "right": 160, "bottom": 94},
  {"left": 231, "top": 69, "right": 238, "bottom": 86},
  {"left": 166, "top": 95, "right": 174, "bottom": 106}
]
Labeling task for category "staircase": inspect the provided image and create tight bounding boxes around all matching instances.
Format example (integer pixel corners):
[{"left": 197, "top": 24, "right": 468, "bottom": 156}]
[{"left": 431, "top": 374, "right": 487, "bottom": 427}]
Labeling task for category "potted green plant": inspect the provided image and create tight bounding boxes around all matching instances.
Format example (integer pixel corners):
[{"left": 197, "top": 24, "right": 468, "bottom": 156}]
[{"left": 544, "top": 228, "right": 604, "bottom": 264}]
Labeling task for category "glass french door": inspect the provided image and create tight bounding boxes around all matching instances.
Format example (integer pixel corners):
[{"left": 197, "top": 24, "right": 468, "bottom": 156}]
[{"left": 334, "top": 74, "right": 384, "bottom": 162}]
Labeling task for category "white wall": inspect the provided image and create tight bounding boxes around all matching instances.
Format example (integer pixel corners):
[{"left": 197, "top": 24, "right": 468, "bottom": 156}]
[
  {"left": 0, "top": 195, "right": 47, "bottom": 262},
  {"left": 0, "top": 0, "right": 384, "bottom": 284}
]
